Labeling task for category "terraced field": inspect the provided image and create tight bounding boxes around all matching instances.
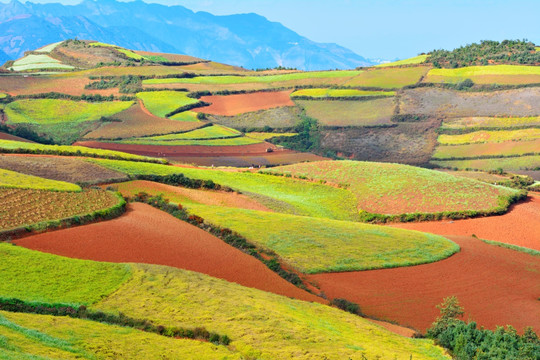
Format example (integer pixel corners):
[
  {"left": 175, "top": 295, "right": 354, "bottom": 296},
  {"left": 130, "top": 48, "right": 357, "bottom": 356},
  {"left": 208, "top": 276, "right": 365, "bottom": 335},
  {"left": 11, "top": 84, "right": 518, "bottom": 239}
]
[
  {"left": 343, "top": 66, "right": 429, "bottom": 88},
  {"left": 0, "top": 188, "right": 121, "bottom": 231},
  {"left": 268, "top": 160, "right": 519, "bottom": 216},
  {"left": 432, "top": 140, "right": 540, "bottom": 160},
  {"left": 440, "top": 116, "right": 540, "bottom": 130},
  {"left": 186, "top": 203, "right": 458, "bottom": 273},
  {"left": 199, "top": 90, "right": 295, "bottom": 116},
  {"left": 88, "top": 159, "right": 359, "bottom": 221},
  {"left": 374, "top": 55, "right": 428, "bottom": 67},
  {"left": 0, "top": 168, "right": 81, "bottom": 191},
  {"left": 424, "top": 64, "right": 540, "bottom": 84},
  {"left": 116, "top": 136, "right": 261, "bottom": 146},
  {"left": 9, "top": 54, "right": 74, "bottom": 72},
  {"left": 83, "top": 102, "right": 203, "bottom": 139},
  {"left": 290, "top": 88, "right": 395, "bottom": 98},
  {"left": 136, "top": 91, "right": 200, "bottom": 118},
  {"left": 432, "top": 155, "right": 540, "bottom": 171},
  {"left": 296, "top": 98, "right": 395, "bottom": 126},
  {"left": 209, "top": 106, "right": 302, "bottom": 130},
  {"left": 438, "top": 128, "right": 540, "bottom": 145}
]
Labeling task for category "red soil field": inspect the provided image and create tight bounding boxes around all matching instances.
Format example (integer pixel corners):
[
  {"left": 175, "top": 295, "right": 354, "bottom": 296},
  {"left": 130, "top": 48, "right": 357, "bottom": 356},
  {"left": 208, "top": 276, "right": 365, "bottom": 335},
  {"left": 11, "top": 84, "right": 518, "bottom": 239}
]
[
  {"left": 109, "top": 180, "right": 271, "bottom": 212},
  {"left": 0, "top": 132, "right": 34, "bottom": 143},
  {"left": 15, "top": 203, "right": 322, "bottom": 303},
  {"left": 168, "top": 152, "right": 327, "bottom": 167},
  {"left": 309, "top": 236, "right": 540, "bottom": 333},
  {"left": 198, "top": 91, "right": 295, "bottom": 116},
  {"left": 0, "top": 76, "right": 119, "bottom": 96},
  {"left": 391, "top": 194, "right": 540, "bottom": 251}
]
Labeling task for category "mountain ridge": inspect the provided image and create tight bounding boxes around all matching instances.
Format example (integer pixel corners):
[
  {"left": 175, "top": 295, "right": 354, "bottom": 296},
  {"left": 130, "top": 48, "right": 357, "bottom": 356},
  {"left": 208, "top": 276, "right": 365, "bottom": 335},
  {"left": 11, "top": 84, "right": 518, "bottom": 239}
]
[{"left": 0, "top": 0, "right": 372, "bottom": 70}]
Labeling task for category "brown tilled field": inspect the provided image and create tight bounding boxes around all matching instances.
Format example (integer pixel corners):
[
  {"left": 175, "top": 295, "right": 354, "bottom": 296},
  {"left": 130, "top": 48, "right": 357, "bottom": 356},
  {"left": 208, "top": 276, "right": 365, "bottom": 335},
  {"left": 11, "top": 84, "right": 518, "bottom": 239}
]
[
  {"left": 198, "top": 90, "right": 295, "bottom": 116},
  {"left": 83, "top": 102, "right": 204, "bottom": 139},
  {"left": 0, "top": 75, "right": 119, "bottom": 96},
  {"left": 0, "top": 132, "right": 34, "bottom": 143},
  {"left": 309, "top": 235, "right": 540, "bottom": 333},
  {"left": 15, "top": 202, "right": 322, "bottom": 303},
  {"left": 391, "top": 194, "right": 540, "bottom": 251},
  {"left": 0, "top": 155, "right": 128, "bottom": 184}
]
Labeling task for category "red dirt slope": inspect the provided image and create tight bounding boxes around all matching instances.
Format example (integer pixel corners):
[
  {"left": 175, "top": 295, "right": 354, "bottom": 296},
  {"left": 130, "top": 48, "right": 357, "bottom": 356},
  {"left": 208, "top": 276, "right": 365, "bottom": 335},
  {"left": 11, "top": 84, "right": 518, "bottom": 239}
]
[
  {"left": 0, "top": 132, "right": 34, "bottom": 143},
  {"left": 199, "top": 91, "right": 295, "bottom": 116},
  {"left": 392, "top": 195, "right": 540, "bottom": 251},
  {"left": 15, "top": 203, "right": 321, "bottom": 303},
  {"left": 309, "top": 236, "right": 540, "bottom": 333}
]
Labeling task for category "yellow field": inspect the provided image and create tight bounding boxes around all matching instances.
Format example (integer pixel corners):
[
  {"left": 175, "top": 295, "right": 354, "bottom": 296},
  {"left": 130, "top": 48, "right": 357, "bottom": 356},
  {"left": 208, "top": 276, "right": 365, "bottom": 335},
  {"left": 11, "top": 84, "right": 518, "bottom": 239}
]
[
  {"left": 438, "top": 128, "right": 540, "bottom": 144},
  {"left": 0, "top": 168, "right": 81, "bottom": 192},
  {"left": 425, "top": 65, "right": 540, "bottom": 84}
]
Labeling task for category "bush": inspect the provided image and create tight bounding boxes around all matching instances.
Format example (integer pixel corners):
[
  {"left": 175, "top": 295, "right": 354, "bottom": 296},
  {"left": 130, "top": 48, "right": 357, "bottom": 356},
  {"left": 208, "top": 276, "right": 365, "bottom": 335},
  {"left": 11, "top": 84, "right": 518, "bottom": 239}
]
[{"left": 330, "top": 298, "right": 362, "bottom": 316}]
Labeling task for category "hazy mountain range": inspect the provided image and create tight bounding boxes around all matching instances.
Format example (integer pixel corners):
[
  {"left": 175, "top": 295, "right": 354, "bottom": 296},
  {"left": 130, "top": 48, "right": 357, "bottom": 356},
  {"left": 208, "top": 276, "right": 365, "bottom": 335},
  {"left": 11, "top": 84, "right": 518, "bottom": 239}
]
[{"left": 0, "top": 0, "right": 372, "bottom": 70}]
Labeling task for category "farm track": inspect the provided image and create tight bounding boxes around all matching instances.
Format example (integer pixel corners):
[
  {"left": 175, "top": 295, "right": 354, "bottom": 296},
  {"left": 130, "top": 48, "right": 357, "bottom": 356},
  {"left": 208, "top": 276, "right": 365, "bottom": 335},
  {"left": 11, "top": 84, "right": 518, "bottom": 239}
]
[
  {"left": 14, "top": 203, "right": 323, "bottom": 303},
  {"left": 391, "top": 194, "right": 540, "bottom": 251},
  {"left": 309, "top": 235, "right": 540, "bottom": 333}
]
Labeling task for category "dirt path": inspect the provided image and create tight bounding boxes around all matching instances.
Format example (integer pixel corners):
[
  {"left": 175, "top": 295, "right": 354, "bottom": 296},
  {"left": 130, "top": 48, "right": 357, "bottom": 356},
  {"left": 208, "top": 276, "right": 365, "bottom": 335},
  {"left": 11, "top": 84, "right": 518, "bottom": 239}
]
[
  {"left": 391, "top": 195, "right": 540, "bottom": 251},
  {"left": 309, "top": 236, "right": 540, "bottom": 333}
]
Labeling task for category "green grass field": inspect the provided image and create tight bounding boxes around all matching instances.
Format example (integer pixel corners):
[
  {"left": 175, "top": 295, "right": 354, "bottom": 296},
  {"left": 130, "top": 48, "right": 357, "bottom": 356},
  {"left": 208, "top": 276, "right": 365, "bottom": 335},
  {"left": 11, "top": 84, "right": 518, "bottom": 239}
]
[
  {"left": 0, "top": 243, "right": 130, "bottom": 305},
  {"left": 143, "top": 70, "right": 363, "bottom": 86},
  {"left": 4, "top": 99, "right": 132, "bottom": 124},
  {"left": 438, "top": 128, "right": 540, "bottom": 144},
  {"left": 0, "top": 311, "right": 237, "bottom": 360},
  {"left": 290, "top": 88, "right": 395, "bottom": 98},
  {"left": 88, "top": 159, "right": 359, "bottom": 221},
  {"left": 0, "top": 139, "right": 163, "bottom": 163},
  {"left": 296, "top": 98, "right": 395, "bottom": 126},
  {"left": 268, "top": 160, "right": 517, "bottom": 215},
  {"left": 431, "top": 155, "right": 540, "bottom": 171},
  {"left": 136, "top": 91, "right": 200, "bottom": 118},
  {"left": 374, "top": 55, "right": 428, "bottom": 67},
  {"left": 10, "top": 54, "right": 74, "bottom": 72},
  {"left": 441, "top": 116, "right": 540, "bottom": 130},
  {"left": 187, "top": 203, "right": 458, "bottom": 273},
  {"left": 94, "top": 264, "right": 449, "bottom": 360},
  {"left": 432, "top": 140, "right": 540, "bottom": 160},
  {"left": 343, "top": 66, "right": 429, "bottom": 88},
  {"left": 169, "top": 111, "right": 200, "bottom": 122},
  {"left": 0, "top": 169, "right": 81, "bottom": 192}
]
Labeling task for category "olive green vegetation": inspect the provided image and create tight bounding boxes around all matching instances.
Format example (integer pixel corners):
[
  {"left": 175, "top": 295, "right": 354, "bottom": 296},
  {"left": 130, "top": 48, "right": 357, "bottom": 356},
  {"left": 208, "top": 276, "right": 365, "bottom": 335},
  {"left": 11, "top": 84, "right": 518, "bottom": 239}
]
[
  {"left": 142, "top": 70, "right": 363, "bottom": 85},
  {"left": 268, "top": 160, "right": 518, "bottom": 215},
  {"left": 343, "top": 66, "right": 429, "bottom": 88},
  {"left": 0, "top": 139, "right": 164, "bottom": 163},
  {"left": 87, "top": 159, "right": 359, "bottom": 221},
  {"left": 431, "top": 155, "right": 540, "bottom": 172},
  {"left": 94, "top": 265, "right": 450, "bottom": 360},
  {"left": 374, "top": 55, "right": 428, "bottom": 67},
  {"left": 0, "top": 243, "right": 130, "bottom": 306},
  {"left": 438, "top": 128, "right": 540, "bottom": 145},
  {"left": 186, "top": 203, "right": 459, "bottom": 273},
  {"left": 136, "top": 91, "right": 201, "bottom": 118},
  {"left": 168, "top": 111, "right": 200, "bottom": 122},
  {"left": 0, "top": 312, "right": 237, "bottom": 360},
  {"left": 4, "top": 99, "right": 132, "bottom": 125},
  {"left": 0, "top": 169, "right": 81, "bottom": 192},
  {"left": 246, "top": 132, "right": 298, "bottom": 141}
]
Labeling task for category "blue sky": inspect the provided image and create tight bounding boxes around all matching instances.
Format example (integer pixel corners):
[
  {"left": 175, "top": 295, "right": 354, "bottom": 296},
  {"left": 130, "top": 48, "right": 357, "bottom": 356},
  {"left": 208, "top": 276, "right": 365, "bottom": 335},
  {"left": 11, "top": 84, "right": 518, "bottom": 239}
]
[{"left": 7, "top": 0, "right": 540, "bottom": 60}]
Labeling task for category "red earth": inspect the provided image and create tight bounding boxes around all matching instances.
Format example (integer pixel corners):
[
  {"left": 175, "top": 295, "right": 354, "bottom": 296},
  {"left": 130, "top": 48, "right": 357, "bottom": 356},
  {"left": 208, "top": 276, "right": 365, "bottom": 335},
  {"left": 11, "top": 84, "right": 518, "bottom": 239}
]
[
  {"left": 0, "top": 132, "right": 34, "bottom": 143},
  {"left": 15, "top": 203, "right": 322, "bottom": 303},
  {"left": 309, "top": 236, "right": 540, "bottom": 333},
  {"left": 198, "top": 90, "right": 295, "bottom": 116},
  {"left": 391, "top": 194, "right": 540, "bottom": 251}
]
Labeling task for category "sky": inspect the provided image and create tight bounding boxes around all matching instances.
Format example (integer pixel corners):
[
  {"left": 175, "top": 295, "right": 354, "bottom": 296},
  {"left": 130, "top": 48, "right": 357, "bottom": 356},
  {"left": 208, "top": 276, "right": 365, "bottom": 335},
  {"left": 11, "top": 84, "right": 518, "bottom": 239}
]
[{"left": 5, "top": 0, "right": 540, "bottom": 60}]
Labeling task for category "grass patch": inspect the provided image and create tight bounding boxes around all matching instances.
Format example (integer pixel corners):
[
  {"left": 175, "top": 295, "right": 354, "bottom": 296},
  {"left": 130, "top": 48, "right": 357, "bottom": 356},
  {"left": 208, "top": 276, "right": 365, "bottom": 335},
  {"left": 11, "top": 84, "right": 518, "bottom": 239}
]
[
  {"left": 343, "top": 66, "right": 429, "bottom": 88},
  {"left": 267, "top": 160, "right": 518, "bottom": 216},
  {"left": 374, "top": 55, "right": 428, "bottom": 67},
  {"left": 88, "top": 159, "right": 359, "bottom": 221},
  {"left": 480, "top": 239, "right": 540, "bottom": 256},
  {"left": 441, "top": 116, "right": 540, "bottom": 130},
  {"left": 92, "top": 264, "right": 449, "bottom": 359},
  {"left": 0, "top": 139, "right": 164, "bottom": 163},
  {"left": 0, "top": 243, "right": 130, "bottom": 305},
  {"left": 10, "top": 55, "right": 74, "bottom": 72},
  {"left": 187, "top": 203, "right": 459, "bottom": 273},
  {"left": 136, "top": 91, "right": 200, "bottom": 118},
  {"left": 295, "top": 98, "right": 395, "bottom": 127},
  {"left": 169, "top": 111, "right": 200, "bottom": 122},
  {"left": 291, "top": 88, "right": 395, "bottom": 98},
  {"left": 4, "top": 99, "right": 132, "bottom": 125},
  {"left": 0, "top": 169, "right": 80, "bottom": 192},
  {"left": 438, "top": 128, "right": 540, "bottom": 144}
]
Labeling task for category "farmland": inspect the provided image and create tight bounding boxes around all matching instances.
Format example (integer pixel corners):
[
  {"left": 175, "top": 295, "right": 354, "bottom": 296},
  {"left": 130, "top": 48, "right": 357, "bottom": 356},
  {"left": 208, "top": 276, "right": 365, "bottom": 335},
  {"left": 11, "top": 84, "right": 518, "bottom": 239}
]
[
  {"left": 343, "top": 66, "right": 430, "bottom": 88},
  {"left": 432, "top": 139, "right": 540, "bottom": 159},
  {"left": 117, "top": 136, "right": 262, "bottom": 146},
  {"left": 0, "top": 168, "right": 80, "bottom": 191},
  {"left": 0, "top": 188, "right": 121, "bottom": 231},
  {"left": 198, "top": 90, "right": 295, "bottom": 116},
  {"left": 136, "top": 91, "right": 200, "bottom": 118},
  {"left": 209, "top": 106, "right": 302, "bottom": 129},
  {"left": 438, "top": 128, "right": 540, "bottom": 145},
  {"left": 268, "top": 160, "right": 517, "bottom": 216},
  {"left": 128, "top": 124, "right": 241, "bottom": 140},
  {"left": 296, "top": 98, "right": 395, "bottom": 126},
  {"left": 9, "top": 54, "right": 74, "bottom": 72},
  {"left": 441, "top": 116, "right": 540, "bottom": 130},
  {"left": 291, "top": 88, "right": 395, "bottom": 98},
  {"left": 432, "top": 155, "right": 540, "bottom": 171},
  {"left": 424, "top": 64, "right": 540, "bottom": 84},
  {"left": 374, "top": 54, "right": 428, "bottom": 67},
  {"left": 83, "top": 102, "right": 203, "bottom": 139},
  {"left": 186, "top": 203, "right": 458, "bottom": 273}
]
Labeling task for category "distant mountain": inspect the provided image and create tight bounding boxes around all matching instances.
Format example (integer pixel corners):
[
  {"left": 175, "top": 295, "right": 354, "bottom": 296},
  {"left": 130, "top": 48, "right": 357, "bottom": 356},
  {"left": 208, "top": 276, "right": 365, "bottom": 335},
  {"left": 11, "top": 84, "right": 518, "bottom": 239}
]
[{"left": 0, "top": 0, "right": 371, "bottom": 70}]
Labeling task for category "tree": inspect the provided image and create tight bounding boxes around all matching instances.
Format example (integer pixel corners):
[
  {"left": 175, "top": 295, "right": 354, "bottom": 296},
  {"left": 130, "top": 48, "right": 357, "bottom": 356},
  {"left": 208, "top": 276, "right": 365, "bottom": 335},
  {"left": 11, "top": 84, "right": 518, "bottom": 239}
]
[{"left": 426, "top": 296, "right": 464, "bottom": 337}]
